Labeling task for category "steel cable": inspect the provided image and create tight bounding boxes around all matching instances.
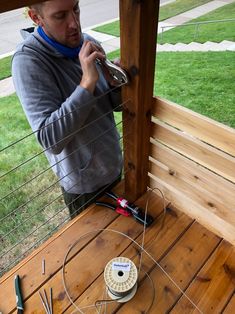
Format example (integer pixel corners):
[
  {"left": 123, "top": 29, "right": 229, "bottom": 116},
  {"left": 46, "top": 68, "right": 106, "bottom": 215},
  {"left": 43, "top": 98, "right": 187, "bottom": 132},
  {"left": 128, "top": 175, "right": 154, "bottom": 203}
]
[
  {"left": 0, "top": 97, "right": 126, "bottom": 181},
  {"left": 0, "top": 86, "right": 132, "bottom": 274},
  {"left": 0, "top": 168, "right": 130, "bottom": 275},
  {"left": 0, "top": 106, "right": 131, "bottom": 204},
  {"left": 0, "top": 82, "right": 127, "bottom": 154},
  {"left": 0, "top": 134, "right": 131, "bottom": 242}
]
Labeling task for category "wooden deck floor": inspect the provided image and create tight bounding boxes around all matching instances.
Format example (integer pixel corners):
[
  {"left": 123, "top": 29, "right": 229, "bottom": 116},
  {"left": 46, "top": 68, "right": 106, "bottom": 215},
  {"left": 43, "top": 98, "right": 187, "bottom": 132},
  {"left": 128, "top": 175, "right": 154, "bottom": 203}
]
[{"left": 0, "top": 187, "right": 234, "bottom": 313}]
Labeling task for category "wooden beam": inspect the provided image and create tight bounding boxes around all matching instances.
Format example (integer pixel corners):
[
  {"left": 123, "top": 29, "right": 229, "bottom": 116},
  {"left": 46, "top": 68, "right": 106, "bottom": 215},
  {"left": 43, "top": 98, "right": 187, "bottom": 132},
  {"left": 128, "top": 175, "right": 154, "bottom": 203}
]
[
  {"left": 120, "top": 0, "right": 160, "bottom": 201},
  {"left": 0, "top": 0, "right": 48, "bottom": 14}
]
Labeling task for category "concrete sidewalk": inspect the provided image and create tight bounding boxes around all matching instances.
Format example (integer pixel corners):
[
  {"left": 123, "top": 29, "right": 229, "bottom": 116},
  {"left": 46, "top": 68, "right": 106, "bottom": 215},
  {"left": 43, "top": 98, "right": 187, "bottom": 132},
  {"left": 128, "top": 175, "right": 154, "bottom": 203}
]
[{"left": 0, "top": 0, "right": 234, "bottom": 97}]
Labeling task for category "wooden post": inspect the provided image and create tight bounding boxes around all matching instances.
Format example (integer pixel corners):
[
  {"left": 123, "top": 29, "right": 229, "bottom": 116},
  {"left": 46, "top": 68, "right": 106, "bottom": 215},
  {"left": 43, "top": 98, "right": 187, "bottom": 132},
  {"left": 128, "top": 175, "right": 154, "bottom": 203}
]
[
  {"left": 0, "top": 0, "right": 48, "bottom": 13},
  {"left": 120, "top": 0, "right": 160, "bottom": 201}
]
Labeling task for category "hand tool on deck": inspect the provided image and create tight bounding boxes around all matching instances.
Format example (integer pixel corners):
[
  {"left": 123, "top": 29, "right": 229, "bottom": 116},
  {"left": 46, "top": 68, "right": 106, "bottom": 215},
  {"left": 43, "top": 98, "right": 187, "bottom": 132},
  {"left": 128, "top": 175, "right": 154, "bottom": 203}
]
[
  {"left": 14, "top": 275, "right": 24, "bottom": 314},
  {"left": 96, "top": 191, "right": 154, "bottom": 227}
]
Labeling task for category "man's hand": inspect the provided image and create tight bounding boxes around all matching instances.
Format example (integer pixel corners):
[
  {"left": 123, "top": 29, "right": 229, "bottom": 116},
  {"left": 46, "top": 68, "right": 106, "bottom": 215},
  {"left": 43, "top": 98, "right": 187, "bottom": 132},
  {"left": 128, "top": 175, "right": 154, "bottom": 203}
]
[{"left": 79, "top": 40, "right": 105, "bottom": 94}]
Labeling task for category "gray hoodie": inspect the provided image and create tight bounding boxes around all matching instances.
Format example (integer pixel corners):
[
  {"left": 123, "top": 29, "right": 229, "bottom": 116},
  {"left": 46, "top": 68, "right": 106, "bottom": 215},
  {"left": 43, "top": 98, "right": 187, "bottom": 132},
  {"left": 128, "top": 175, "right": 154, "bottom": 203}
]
[{"left": 12, "top": 28, "right": 123, "bottom": 194}]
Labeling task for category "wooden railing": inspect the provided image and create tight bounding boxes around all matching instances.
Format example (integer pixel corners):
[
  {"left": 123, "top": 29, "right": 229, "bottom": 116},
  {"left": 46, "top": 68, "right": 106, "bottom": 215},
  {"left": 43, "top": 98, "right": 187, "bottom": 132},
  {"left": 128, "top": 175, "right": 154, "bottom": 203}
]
[{"left": 149, "top": 96, "right": 235, "bottom": 245}]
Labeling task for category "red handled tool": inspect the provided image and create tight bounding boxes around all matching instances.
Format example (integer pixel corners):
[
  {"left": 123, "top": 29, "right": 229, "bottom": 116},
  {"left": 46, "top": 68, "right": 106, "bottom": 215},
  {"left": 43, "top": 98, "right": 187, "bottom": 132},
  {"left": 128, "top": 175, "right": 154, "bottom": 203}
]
[
  {"left": 95, "top": 201, "right": 131, "bottom": 217},
  {"left": 96, "top": 191, "right": 154, "bottom": 227}
]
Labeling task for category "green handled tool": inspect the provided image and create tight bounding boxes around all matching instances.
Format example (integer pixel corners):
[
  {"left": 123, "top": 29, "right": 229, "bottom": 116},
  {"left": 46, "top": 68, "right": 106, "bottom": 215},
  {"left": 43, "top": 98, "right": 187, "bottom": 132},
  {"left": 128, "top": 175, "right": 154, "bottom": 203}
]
[{"left": 14, "top": 275, "right": 24, "bottom": 313}]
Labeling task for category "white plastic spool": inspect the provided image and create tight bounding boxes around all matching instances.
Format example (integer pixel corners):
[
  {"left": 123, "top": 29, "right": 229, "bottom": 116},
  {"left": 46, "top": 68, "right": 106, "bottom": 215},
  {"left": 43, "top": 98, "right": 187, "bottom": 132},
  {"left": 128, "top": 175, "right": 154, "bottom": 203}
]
[{"left": 104, "top": 257, "right": 138, "bottom": 303}]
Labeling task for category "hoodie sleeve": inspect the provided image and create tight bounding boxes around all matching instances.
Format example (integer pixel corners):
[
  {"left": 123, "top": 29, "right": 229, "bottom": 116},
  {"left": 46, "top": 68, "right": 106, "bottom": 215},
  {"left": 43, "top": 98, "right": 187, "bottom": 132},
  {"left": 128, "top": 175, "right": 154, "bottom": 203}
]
[
  {"left": 12, "top": 50, "right": 97, "bottom": 155},
  {"left": 84, "top": 33, "right": 123, "bottom": 111}
]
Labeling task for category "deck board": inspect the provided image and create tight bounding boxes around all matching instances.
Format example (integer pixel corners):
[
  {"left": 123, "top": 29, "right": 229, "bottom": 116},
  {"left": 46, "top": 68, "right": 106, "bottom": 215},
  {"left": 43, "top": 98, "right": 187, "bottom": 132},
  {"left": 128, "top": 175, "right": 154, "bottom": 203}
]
[
  {"left": 115, "top": 222, "right": 221, "bottom": 313},
  {"left": 223, "top": 293, "right": 235, "bottom": 314},
  {"left": 15, "top": 191, "right": 163, "bottom": 313},
  {"left": 0, "top": 190, "right": 234, "bottom": 314},
  {"left": 0, "top": 205, "right": 119, "bottom": 313},
  {"left": 171, "top": 240, "right": 235, "bottom": 313},
  {"left": 64, "top": 206, "right": 193, "bottom": 313}
]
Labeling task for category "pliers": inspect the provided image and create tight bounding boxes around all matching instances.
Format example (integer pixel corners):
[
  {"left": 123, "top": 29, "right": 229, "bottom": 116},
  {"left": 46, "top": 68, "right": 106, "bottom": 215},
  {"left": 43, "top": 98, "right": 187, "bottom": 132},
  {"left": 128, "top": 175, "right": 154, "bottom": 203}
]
[{"left": 96, "top": 58, "right": 129, "bottom": 85}]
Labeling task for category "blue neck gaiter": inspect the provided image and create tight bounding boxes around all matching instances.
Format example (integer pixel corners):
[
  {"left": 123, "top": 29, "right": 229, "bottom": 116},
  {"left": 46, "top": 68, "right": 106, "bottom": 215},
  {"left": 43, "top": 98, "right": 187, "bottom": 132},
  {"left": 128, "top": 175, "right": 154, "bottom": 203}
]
[{"left": 38, "top": 26, "right": 83, "bottom": 59}]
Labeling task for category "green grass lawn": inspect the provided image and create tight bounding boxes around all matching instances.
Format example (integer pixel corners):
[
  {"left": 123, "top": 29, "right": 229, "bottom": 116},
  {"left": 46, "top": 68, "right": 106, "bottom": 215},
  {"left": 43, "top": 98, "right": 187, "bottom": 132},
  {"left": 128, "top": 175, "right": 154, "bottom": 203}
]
[
  {"left": 159, "top": 0, "right": 211, "bottom": 21},
  {"left": 94, "top": 20, "right": 120, "bottom": 37},
  {"left": 155, "top": 51, "right": 235, "bottom": 127},
  {"left": 0, "top": 94, "right": 67, "bottom": 273},
  {"left": 161, "top": 2, "right": 235, "bottom": 44},
  {"left": 109, "top": 49, "right": 235, "bottom": 128},
  {"left": 93, "top": 2, "right": 235, "bottom": 45},
  {"left": 93, "top": 0, "right": 212, "bottom": 37},
  {"left": 0, "top": 96, "right": 63, "bottom": 209},
  {"left": 0, "top": 55, "right": 12, "bottom": 80}
]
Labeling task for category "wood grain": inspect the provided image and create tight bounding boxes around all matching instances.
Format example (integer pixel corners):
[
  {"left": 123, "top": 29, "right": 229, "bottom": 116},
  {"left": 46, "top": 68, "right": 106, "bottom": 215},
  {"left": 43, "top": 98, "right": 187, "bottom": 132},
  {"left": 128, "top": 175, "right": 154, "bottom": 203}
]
[
  {"left": 171, "top": 240, "right": 235, "bottom": 313},
  {"left": 150, "top": 140, "right": 235, "bottom": 205},
  {"left": 64, "top": 194, "right": 183, "bottom": 313},
  {"left": 223, "top": 293, "right": 235, "bottom": 314},
  {"left": 148, "top": 175, "right": 235, "bottom": 246},
  {"left": 120, "top": 0, "right": 160, "bottom": 201},
  {"left": 2, "top": 191, "right": 234, "bottom": 314},
  {"left": 151, "top": 120, "right": 235, "bottom": 183},
  {"left": 0, "top": 205, "right": 118, "bottom": 313},
  {"left": 12, "top": 192, "right": 163, "bottom": 312},
  {"left": 116, "top": 222, "right": 221, "bottom": 313},
  {"left": 150, "top": 141, "right": 235, "bottom": 225},
  {"left": 152, "top": 97, "right": 235, "bottom": 157},
  {"left": 148, "top": 137, "right": 235, "bottom": 245}
]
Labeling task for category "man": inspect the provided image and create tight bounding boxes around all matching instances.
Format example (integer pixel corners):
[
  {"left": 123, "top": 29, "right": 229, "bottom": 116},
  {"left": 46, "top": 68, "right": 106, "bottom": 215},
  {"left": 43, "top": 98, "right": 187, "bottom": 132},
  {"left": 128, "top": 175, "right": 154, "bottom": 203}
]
[{"left": 12, "top": 0, "right": 123, "bottom": 218}]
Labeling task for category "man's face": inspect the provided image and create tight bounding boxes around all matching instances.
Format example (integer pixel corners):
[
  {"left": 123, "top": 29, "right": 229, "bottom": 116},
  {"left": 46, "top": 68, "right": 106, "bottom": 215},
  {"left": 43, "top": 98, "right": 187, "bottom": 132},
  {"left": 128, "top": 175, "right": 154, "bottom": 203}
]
[{"left": 32, "top": 0, "right": 82, "bottom": 48}]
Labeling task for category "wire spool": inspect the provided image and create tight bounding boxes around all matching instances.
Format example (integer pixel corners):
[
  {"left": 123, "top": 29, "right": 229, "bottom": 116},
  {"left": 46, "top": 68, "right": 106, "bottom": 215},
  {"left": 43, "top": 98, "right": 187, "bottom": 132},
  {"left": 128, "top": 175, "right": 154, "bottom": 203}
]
[{"left": 104, "top": 256, "right": 138, "bottom": 303}]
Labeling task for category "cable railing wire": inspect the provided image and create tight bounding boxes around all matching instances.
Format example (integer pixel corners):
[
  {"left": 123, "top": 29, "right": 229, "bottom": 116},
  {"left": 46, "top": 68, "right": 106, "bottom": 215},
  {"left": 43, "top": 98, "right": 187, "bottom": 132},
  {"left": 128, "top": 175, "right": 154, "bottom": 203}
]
[
  {"left": 0, "top": 142, "right": 130, "bottom": 270},
  {"left": 0, "top": 96, "right": 126, "bottom": 181},
  {"left": 0, "top": 122, "right": 128, "bottom": 225},
  {"left": 1, "top": 175, "right": 76, "bottom": 242},
  {"left": 1, "top": 168, "right": 130, "bottom": 275},
  {"left": 0, "top": 133, "right": 130, "bottom": 242},
  {"left": 0, "top": 131, "right": 127, "bottom": 229},
  {"left": 0, "top": 179, "right": 82, "bottom": 259},
  {"left": 0, "top": 100, "right": 131, "bottom": 203},
  {"left": 0, "top": 159, "right": 127, "bottom": 266},
  {"left": 0, "top": 82, "right": 127, "bottom": 155},
  {"left": 0, "top": 88, "right": 132, "bottom": 274},
  {"left": 0, "top": 117, "right": 128, "bottom": 210},
  {"left": 0, "top": 118, "right": 132, "bottom": 250}
]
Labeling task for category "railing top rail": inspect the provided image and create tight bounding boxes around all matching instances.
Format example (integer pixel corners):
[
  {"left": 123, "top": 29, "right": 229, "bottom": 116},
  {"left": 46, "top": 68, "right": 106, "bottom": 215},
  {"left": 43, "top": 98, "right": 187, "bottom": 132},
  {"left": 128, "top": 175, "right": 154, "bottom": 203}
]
[{"left": 161, "top": 18, "right": 235, "bottom": 30}]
